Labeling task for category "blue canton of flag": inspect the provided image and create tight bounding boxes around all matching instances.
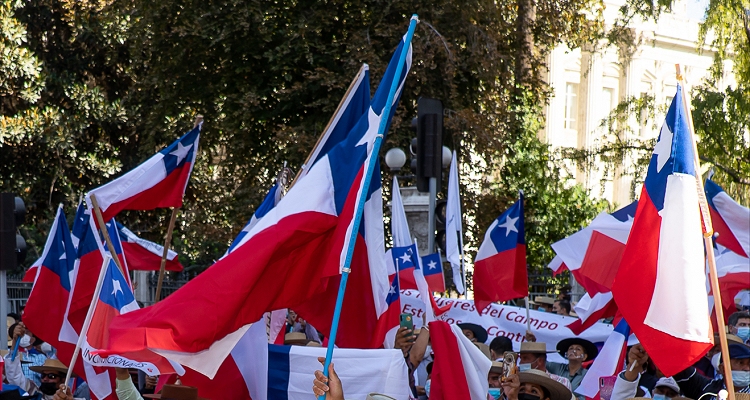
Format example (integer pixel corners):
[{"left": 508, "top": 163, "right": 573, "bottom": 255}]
[
  {"left": 161, "top": 127, "right": 199, "bottom": 174},
  {"left": 611, "top": 201, "right": 638, "bottom": 223},
  {"left": 99, "top": 258, "right": 136, "bottom": 309},
  {"left": 43, "top": 208, "right": 77, "bottom": 291},
  {"left": 386, "top": 273, "right": 400, "bottom": 306},
  {"left": 392, "top": 244, "right": 418, "bottom": 271}
]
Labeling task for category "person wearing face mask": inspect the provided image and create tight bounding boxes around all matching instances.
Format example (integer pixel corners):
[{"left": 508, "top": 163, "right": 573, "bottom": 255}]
[
  {"left": 518, "top": 342, "right": 573, "bottom": 393},
  {"left": 728, "top": 311, "right": 750, "bottom": 345},
  {"left": 500, "top": 369, "right": 572, "bottom": 400},
  {"left": 8, "top": 322, "right": 49, "bottom": 387},
  {"left": 674, "top": 342, "right": 750, "bottom": 399},
  {"left": 4, "top": 355, "right": 84, "bottom": 400},
  {"left": 546, "top": 337, "right": 598, "bottom": 395},
  {"left": 488, "top": 361, "right": 504, "bottom": 399}
]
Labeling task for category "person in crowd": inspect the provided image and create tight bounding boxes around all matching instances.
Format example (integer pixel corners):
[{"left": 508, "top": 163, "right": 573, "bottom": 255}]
[
  {"left": 728, "top": 311, "right": 750, "bottom": 344},
  {"left": 490, "top": 336, "right": 514, "bottom": 361},
  {"left": 285, "top": 332, "right": 311, "bottom": 346},
  {"left": 5, "top": 354, "right": 82, "bottom": 400},
  {"left": 674, "top": 342, "right": 750, "bottom": 398},
  {"left": 500, "top": 369, "right": 573, "bottom": 400},
  {"left": 622, "top": 343, "right": 659, "bottom": 395},
  {"left": 534, "top": 297, "right": 556, "bottom": 313},
  {"left": 111, "top": 367, "right": 204, "bottom": 400},
  {"left": 8, "top": 322, "right": 50, "bottom": 386},
  {"left": 395, "top": 324, "right": 430, "bottom": 397},
  {"left": 546, "top": 337, "right": 598, "bottom": 394},
  {"left": 611, "top": 371, "right": 682, "bottom": 400},
  {"left": 521, "top": 334, "right": 572, "bottom": 391},
  {"left": 692, "top": 333, "right": 745, "bottom": 378},
  {"left": 458, "top": 323, "right": 488, "bottom": 344},
  {"left": 489, "top": 361, "right": 504, "bottom": 399},
  {"left": 552, "top": 300, "right": 571, "bottom": 317},
  {"left": 286, "top": 310, "right": 322, "bottom": 344}
]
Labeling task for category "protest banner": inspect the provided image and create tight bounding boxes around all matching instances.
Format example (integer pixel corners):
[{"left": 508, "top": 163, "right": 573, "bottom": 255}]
[{"left": 400, "top": 289, "right": 613, "bottom": 363}]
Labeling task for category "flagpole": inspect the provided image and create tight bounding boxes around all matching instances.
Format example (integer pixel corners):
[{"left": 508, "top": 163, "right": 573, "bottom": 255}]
[
  {"left": 290, "top": 64, "right": 368, "bottom": 189},
  {"left": 459, "top": 234, "right": 468, "bottom": 299},
  {"left": 675, "top": 64, "right": 735, "bottom": 400},
  {"left": 88, "top": 194, "right": 126, "bottom": 277},
  {"left": 64, "top": 255, "right": 111, "bottom": 386},
  {"left": 318, "top": 15, "right": 418, "bottom": 396},
  {"left": 154, "top": 207, "right": 179, "bottom": 302}
]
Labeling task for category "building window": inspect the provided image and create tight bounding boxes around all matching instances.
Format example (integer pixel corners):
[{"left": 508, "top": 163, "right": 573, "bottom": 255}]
[
  {"left": 564, "top": 83, "right": 578, "bottom": 130},
  {"left": 600, "top": 87, "right": 615, "bottom": 121}
]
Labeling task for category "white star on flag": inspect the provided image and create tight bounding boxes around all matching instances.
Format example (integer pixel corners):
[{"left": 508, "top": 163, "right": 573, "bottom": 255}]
[
  {"left": 389, "top": 284, "right": 397, "bottom": 295},
  {"left": 498, "top": 215, "right": 519, "bottom": 237},
  {"left": 111, "top": 279, "right": 124, "bottom": 297},
  {"left": 654, "top": 122, "right": 674, "bottom": 173},
  {"left": 169, "top": 141, "right": 193, "bottom": 165},
  {"left": 427, "top": 260, "right": 438, "bottom": 270},
  {"left": 399, "top": 251, "right": 412, "bottom": 264},
  {"left": 59, "top": 243, "right": 66, "bottom": 260}
]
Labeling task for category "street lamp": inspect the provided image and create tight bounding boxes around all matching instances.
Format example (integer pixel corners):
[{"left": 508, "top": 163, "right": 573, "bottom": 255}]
[
  {"left": 441, "top": 146, "right": 452, "bottom": 168},
  {"left": 385, "top": 147, "right": 407, "bottom": 171}
]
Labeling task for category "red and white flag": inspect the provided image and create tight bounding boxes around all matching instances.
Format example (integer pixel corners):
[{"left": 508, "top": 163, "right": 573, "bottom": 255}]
[
  {"left": 87, "top": 124, "right": 201, "bottom": 222},
  {"left": 705, "top": 179, "right": 749, "bottom": 258},
  {"left": 611, "top": 86, "right": 713, "bottom": 376},
  {"left": 427, "top": 321, "right": 491, "bottom": 400}
]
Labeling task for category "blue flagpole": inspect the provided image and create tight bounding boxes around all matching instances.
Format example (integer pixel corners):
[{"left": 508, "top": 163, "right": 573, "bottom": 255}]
[{"left": 318, "top": 14, "right": 419, "bottom": 397}]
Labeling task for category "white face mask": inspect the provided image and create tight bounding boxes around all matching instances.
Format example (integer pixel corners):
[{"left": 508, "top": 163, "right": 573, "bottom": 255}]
[
  {"left": 732, "top": 370, "right": 750, "bottom": 388},
  {"left": 19, "top": 335, "right": 32, "bottom": 348},
  {"left": 40, "top": 342, "right": 53, "bottom": 353}
]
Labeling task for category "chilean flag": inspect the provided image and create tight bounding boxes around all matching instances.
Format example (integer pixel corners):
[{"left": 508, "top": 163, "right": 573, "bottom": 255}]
[
  {"left": 391, "top": 244, "right": 419, "bottom": 289},
  {"left": 422, "top": 252, "right": 446, "bottom": 293},
  {"left": 474, "top": 193, "right": 527, "bottom": 312},
  {"left": 117, "top": 222, "right": 183, "bottom": 271},
  {"left": 576, "top": 319, "right": 631, "bottom": 400},
  {"left": 23, "top": 206, "right": 77, "bottom": 353},
  {"left": 705, "top": 179, "right": 749, "bottom": 258},
  {"left": 98, "top": 34, "right": 411, "bottom": 377},
  {"left": 87, "top": 123, "right": 201, "bottom": 222},
  {"left": 427, "top": 321, "right": 491, "bottom": 400},
  {"left": 83, "top": 257, "right": 183, "bottom": 376},
  {"left": 611, "top": 85, "right": 712, "bottom": 376},
  {"left": 550, "top": 202, "right": 637, "bottom": 334}
]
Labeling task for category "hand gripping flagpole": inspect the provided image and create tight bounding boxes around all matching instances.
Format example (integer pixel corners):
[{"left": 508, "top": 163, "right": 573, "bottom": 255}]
[
  {"left": 319, "top": 15, "right": 418, "bottom": 397},
  {"left": 675, "top": 65, "right": 735, "bottom": 400}
]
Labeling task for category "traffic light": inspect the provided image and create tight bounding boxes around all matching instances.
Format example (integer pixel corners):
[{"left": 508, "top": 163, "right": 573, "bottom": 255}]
[
  {"left": 0, "top": 193, "right": 27, "bottom": 270},
  {"left": 415, "top": 98, "right": 443, "bottom": 193}
]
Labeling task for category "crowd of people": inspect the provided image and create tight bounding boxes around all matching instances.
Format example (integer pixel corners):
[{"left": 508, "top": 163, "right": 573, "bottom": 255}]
[{"left": 1, "top": 306, "right": 749, "bottom": 400}]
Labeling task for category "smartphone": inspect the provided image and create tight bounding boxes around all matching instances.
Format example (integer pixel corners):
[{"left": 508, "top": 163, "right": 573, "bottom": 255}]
[
  {"left": 599, "top": 376, "right": 617, "bottom": 400},
  {"left": 399, "top": 313, "right": 414, "bottom": 337},
  {"left": 501, "top": 351, "right": 517, "bottom": 382}
]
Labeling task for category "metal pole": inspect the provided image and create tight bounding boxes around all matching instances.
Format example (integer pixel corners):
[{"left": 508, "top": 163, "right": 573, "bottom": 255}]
[
  {"left": 318, "top": 16, "right": 418, "bottom": 399},
  {"left": 427, "top": 177, "right": 437, "bottom": 254},
  {"left": 0, "top": 271, "right": 7, "bottom": 349}
]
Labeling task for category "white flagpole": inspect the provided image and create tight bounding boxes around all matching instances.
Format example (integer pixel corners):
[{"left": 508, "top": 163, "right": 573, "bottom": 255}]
[
  {"left": 64, "top": 255, "right": 111, "bottom": 385},
  {"left": 446, "top": 150, "right": 466, "bottom": 295}
]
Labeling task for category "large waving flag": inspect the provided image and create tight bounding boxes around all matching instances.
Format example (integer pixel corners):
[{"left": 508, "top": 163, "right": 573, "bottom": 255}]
[
  {"left": 611, "top": 85, "right": 712, "bottom": 376},
  {"left": 87, "top": 123, "right": 201, "bottom": 222},
  {"left": 23, "top": 206, "right": 77, "bottom": 352},
  {"left": 576, "top": 319, "right": 631, "bottom": 400},
  {"left": 117, "top": 222, "right": 184, "bottom": 271},
  {"left": 549, "top": 202, "right": 637, "bottom": 334},
  {"left": 705, "top": 179, "right": 750, "bottom": 258},
  {"left": 445, "top": 150, "right": 465, "bottom": 293},
  {"left": 98, "top": 34, "right": 412, "bottom": 377},
  {"left": 474, "top": 193, "right": 527, "bottom": 312},
  {"left": 428, "top": 321, "right": 491, "bottom": 400},
  {"left": 83, "top": 257, "right": 183, "bottom": 376}
]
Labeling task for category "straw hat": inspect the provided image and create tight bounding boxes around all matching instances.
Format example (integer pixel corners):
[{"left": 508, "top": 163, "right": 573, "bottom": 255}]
[
  {"left": 518, "top": 369, "right": 572, "bottom": 400},
  {"left": 534, "top": 296, "right": 556, "bottom": 306},
  {"left": 29, "top": 358, "right": 75, "bottom": 377},
  {"left": 490, "top": 361, "right": 504, "bottom": 374},
  {"left": 475, "top": 342, "right": 492, "bottom": 359},
  {"left": 143, "top": 385, "right": 207, "bottom": 400},
  {"left": 457, "top": 323, "right": 488, "bottom": 343},
  {"left": 306, "top": 341, "right": 322, "bottom": 347},
  {"left": 284, "top": 332, "right": 309, "bottom": 346},
  {"left": 519, "top": 342, "right": 556, "bottom": 354}
]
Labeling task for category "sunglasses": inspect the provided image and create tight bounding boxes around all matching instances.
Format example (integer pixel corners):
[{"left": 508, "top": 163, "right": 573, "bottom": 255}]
[{"left": 41, "top": 373, "right": 61, "bottom": 380}]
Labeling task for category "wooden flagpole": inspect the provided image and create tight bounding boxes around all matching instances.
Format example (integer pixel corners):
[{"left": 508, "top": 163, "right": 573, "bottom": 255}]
[
  {"left": 154, "top": 207, "right": 179, "bottom": 302},
  {"left": 676, "top": 64, "right": 736, "bottom": 400},
  {"left": 153, "top": 115, "right": 202, "bottom": 302},
  {"left": 88, "top": 194, "right": 126, "bottom": 277},
  {"left": 289, "top": 64, "right": 368, "bottom": 189},
  {"left": 64, "top": 255, "right": 111, "bottom": 386}
]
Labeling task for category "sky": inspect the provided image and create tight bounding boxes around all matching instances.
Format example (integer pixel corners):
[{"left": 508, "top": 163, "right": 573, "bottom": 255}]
[{"left": 684, "top": 0, "right": 710, "bottom": 20}]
